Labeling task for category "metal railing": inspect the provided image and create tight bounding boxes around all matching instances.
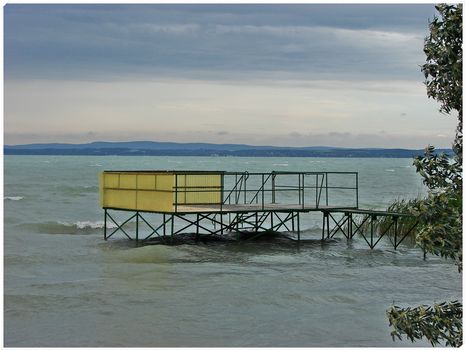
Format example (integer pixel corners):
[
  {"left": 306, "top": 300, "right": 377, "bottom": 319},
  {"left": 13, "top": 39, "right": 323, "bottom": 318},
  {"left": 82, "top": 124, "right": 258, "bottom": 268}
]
[{"left": 173, "top": 171, "right": 358, "bottom": 212}]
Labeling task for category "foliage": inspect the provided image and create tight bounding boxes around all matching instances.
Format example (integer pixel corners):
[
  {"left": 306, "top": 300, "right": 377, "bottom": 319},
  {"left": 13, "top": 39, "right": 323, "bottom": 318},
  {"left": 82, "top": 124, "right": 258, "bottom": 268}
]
[
  {"left": 422, "top": 4, "right": 463, "bottom": 162},
  {"left": 387, "top": 301, "right": 463, "bottom": 347},
  {"left": 414, "top": 145, "right": 462, "bottom": 192},
  {"left": 356, "top": 198, "right": 421, "bottom": 245},
  {"left": 387, "top": 4, "right": 462, "bottom": 347}
]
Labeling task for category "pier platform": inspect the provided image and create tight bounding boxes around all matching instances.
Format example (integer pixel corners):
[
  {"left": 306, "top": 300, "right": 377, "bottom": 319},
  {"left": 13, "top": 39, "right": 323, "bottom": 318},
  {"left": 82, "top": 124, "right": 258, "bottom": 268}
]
[{"left": 99, "top": 170, "right": 417, "bottom": 250}]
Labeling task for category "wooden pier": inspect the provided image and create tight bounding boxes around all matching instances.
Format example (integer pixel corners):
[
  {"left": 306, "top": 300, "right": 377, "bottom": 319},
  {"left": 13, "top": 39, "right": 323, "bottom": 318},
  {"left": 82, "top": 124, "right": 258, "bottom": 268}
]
[{"left": 100, "top": 170, "right": 417, "bottom": 249}]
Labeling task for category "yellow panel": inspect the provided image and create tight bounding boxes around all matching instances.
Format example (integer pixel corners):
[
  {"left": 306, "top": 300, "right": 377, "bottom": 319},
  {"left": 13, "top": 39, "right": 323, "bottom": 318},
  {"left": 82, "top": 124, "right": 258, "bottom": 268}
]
[
  {"left": 120, "top": 174, "right": 137, "bottom": 189},
  {"left": 136, "top": 190, "right": 174, "bottom": 212},
  {"left": 176, "top": 174, "right": 186, "bottom": 187},
  {"left": 175, "top": 174, "right": 222, "bottom": 205},
  {"left": 186, "top": 174, "right": 221, "bottom": 187},
  {"left": 100, "top": 171, "right": 223, "bottom": 211},
  {"left": 104, "top": 173, "right": 119, "bottom": 188},
  {"left": 137, "top": 174, "right": 156, "bottom": 190},
  {"left": 155, "top": 174, "right": 174, "bottom": 191},
  {"left": 185, "top": 190, "right": 220, "bottom": 204},
  {"left": 104, "top": 189, "right": 137, "bottom": 209}
]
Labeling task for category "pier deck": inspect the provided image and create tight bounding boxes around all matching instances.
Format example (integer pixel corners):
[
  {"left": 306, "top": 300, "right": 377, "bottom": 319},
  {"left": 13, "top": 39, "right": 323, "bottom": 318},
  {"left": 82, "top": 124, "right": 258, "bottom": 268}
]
[
  {"left": 100, "top": 170, "right": 418, "bottom": 251},
  {"left": 174, "top": 204, "right": 355, "bottom": 214}
]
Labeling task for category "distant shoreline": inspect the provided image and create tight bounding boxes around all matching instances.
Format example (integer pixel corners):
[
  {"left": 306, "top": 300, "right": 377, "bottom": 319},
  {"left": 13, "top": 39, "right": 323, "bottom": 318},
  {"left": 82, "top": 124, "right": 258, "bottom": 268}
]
[{"left": 4, "top": 141, "right": 453, "bottom": 158}]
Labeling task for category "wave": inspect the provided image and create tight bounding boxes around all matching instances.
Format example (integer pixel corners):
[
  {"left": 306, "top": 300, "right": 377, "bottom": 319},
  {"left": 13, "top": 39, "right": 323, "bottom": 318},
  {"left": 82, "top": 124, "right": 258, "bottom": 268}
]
[
  {"left": 385, "top": 169, "right": 396, "bottom": 172},
  {"left": 272, "top": 163, "right": 289, "bottom": 167},
  {"left": 18, "top": 220, "right": 117, "bottom": 235},
  {"left": 4, "top": 196, "right": 24, "bottom": 201},
  {"left": 55, "top": 185, "right": 99, "bottom": 195}
]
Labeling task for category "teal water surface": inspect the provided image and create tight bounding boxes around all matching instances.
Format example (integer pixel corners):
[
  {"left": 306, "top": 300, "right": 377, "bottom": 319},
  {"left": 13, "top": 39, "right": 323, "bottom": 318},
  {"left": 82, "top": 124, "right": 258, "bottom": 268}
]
[{"left": 4, "top": 156, "right": 461, "bottom": 346}]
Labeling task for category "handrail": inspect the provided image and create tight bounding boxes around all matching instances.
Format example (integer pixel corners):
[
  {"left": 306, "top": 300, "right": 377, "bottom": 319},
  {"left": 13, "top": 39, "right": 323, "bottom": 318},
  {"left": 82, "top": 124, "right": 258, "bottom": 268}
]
[
  {"left": 249, "top": 172, "right": 273, "bottom": 205},
  {"left": 223, "top": 172, "right": 249, "bottom": 204},
  {"left": 171, "top": 171, "right": 359, "bottom": 211}
]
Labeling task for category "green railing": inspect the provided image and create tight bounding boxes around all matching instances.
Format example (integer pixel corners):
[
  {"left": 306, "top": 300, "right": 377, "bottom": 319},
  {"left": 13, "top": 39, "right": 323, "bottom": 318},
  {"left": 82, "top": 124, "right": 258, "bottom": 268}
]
[{"left": 173, "top": 171, "right": 358, "bottom": 212}]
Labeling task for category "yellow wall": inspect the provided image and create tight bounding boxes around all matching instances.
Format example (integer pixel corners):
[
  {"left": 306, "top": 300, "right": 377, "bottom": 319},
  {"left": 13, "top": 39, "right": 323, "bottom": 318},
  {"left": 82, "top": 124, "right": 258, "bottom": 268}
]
[
  {"left": 99, "top": 172, "right": 222, "bottom": 212},
  {"left": 174, "top": 174, "right": 222, "bottom": 205}
]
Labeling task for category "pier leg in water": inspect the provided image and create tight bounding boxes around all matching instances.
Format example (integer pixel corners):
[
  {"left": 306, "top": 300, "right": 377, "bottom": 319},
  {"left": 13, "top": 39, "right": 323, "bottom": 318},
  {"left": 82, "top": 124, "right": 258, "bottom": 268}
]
[
  {"left": 170, "top": 214, "right": 174, "bottom": 244},
  {"left": 326, "top": 212, "right": 330, "bottom": 239},
  {"left": 297, "top": 212, "right": 301, "bottom": 244},
  {"left": 196, "top": 213, "right": 200, "bottom": 242},
  {"left": 104, "top": 209, "right": 107, "bottom": 240},
  {"left": 348, "top": 213, "right": 353, "bottom": 239},
  {"left": 135, "top": 211, "right": 139, "bottom": 243},
  {"left": 321, "top": 212, "right": 326, "bottom": 241}
]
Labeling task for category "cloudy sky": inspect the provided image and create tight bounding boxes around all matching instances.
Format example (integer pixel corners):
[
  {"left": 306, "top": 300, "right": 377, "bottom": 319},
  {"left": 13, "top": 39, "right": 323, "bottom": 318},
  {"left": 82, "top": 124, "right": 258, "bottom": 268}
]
[{"left": 4, "top": 4, "right": 458, "bottom": 147}]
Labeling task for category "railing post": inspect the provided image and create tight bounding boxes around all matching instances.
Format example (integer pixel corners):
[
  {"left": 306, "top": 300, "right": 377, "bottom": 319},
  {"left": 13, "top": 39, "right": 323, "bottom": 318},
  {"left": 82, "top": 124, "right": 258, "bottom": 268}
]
[
  {"left": 174, "top": 174, "right": 178, "bottom": 213},
  {"left": 325, "top": 173, "right": 329, "bottom": 207},
  {"left": 272, "top": 172, "right": 276, "bottom": 204},
  {"left": 298, "top": 174, "right": 301, "bottom": 205},
  {"left": 356, "top": 173, "right": 359, "bottom": 208},
  {"left": 315, "top": 174, "right": 318, "bottom": 208},
  {"left": 244, "top": 173, "right": 247, "bottom": 204},
  {"left": 261, "top": 173, "right": 265, "bottom": 210},
  {"left": 302, "top": 173, "right": 305, "bottom": 209},
  {"left": 220, "top": 173, "right": 224, "bottom": 212}
]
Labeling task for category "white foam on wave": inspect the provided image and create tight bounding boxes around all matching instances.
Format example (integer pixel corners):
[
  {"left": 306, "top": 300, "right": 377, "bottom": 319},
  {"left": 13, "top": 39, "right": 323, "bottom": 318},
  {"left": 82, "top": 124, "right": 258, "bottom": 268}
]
[
  {"left": 4, "top": 196, "right": 24, "bottom": 201},
  {"left": 273, "top": 163, "right": 289, "bottom": 167},
  {"left": 385, "top": 169, "right": 396, "bottom": 172},
  {"left": 59, "top": 220, "right": 118, "bottom": 229}
]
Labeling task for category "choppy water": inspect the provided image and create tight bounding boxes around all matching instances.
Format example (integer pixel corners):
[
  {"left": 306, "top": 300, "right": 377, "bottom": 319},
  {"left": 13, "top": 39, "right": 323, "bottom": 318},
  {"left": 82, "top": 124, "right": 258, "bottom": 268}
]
[{"left": 4, "top": 156, "right": 462, "bottom": 346}]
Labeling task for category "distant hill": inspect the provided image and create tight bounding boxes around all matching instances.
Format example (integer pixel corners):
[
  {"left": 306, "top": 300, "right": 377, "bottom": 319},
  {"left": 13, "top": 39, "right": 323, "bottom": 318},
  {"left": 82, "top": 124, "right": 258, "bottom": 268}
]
[{"left": 4, "top": 141, "right": 453, "bottom": 158}]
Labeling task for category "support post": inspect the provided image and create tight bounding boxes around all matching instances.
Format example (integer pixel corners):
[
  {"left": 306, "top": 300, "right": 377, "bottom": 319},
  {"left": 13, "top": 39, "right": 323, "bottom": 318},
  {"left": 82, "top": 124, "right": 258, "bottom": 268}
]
[
  {"left": 104, "top": 209, "right": 107, "bottom": 240},
  {"left": 171, "top": 214, "right": 174, "bottom": 244},
  {"left": 297, "top": 212, "right": 301, "bottom": 244},
  {"left": 370, "top": 215, "right": 375, "bottom": 248},
  {"left": 196, "top": 213, "right": 200, "bottom": 242},
  {"left": 220, "top": 213, "right": 224, "bottom": 236},
  {"left": 163, "top": 214, "right": 166, "bottom": 238},
  {"left": 326, "top": 212, "right": 330, "bottom": 238},
  {"left": 321, "top": 212, "right": 326, "bottom": 241},
  {"left": 347, "top": 212, "right": 352, "bottom": 240},
  {"left": 135, "top": 211, "right": 139, "bottom": 242},
  {"left": 393, "top": 216, "right": 398, "bottom": 249}
]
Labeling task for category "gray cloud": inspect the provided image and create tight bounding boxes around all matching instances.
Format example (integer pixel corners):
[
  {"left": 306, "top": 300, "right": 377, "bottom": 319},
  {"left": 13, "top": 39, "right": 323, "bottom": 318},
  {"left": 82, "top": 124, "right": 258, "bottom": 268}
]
[{"left": 5, "top": 4, "right": 436, "bottom": 81}]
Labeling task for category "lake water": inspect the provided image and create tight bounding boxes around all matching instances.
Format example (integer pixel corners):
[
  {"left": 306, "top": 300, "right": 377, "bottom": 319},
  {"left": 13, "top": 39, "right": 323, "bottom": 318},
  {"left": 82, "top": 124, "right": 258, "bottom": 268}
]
[{"left": 4, "top": 155, "right": 462, "bottom": 346}]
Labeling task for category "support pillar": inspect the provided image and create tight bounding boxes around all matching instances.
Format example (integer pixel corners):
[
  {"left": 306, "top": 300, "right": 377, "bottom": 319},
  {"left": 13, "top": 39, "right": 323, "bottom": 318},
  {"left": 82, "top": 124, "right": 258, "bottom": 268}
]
[
  {"left": 104, "top": 209, "right": 107, "bottom": 240},
  {"left": 135, "top": 211, "right": 139, "bottom": 242},
  {"left": 297, "top": 212, "right": 301, "bottom": 244}
]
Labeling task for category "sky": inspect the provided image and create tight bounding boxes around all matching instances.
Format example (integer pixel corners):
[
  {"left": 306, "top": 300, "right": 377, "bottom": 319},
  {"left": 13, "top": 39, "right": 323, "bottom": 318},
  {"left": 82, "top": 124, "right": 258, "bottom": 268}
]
[{"left": 4, "top": 4, "right": 459, "bottom": 148}]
